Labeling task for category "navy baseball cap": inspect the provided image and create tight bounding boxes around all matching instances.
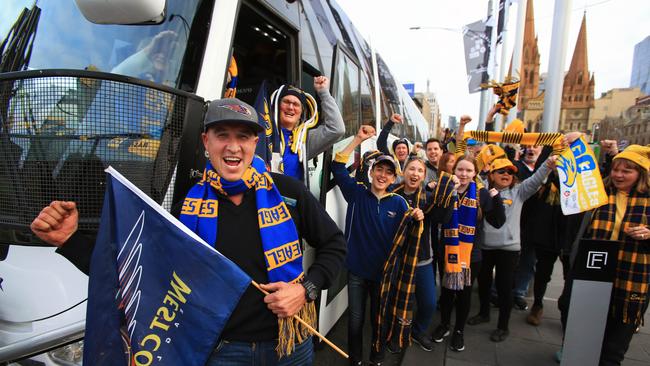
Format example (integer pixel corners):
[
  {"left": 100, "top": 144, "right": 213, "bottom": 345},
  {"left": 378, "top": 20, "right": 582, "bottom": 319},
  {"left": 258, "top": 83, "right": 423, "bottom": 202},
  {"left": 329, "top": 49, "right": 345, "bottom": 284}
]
[
  {"left": 203, "top": 98, "right": 264, "bottom": 133},
  {"left": 372, "top": 155, "right": 397, "bottom": 172}
]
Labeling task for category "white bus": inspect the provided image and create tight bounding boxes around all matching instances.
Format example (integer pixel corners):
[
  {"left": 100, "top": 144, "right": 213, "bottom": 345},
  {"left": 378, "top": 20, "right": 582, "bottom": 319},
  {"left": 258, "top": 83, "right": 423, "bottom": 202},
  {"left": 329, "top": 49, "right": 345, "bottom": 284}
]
[{"left": 0, "top": 0, "right": 429, "bottom": 363}]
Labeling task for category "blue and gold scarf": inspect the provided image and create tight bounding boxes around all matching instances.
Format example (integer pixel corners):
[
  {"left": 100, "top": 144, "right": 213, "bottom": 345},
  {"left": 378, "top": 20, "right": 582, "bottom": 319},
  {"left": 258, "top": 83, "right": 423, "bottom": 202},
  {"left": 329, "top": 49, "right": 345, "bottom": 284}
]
[
  {"left": 443, "top": 181, "right": 477, "bottom": 290},
  {"left": 180, "top": 156, "right": 314, "bottom": 355}
]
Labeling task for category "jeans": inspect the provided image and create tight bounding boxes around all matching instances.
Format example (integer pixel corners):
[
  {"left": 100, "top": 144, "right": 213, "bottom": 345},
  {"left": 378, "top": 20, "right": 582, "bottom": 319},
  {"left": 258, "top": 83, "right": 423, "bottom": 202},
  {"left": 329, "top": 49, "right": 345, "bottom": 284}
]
[
  {"left": 413, "top": 264, "right": 436, "bottom": 336},
  {"left": 348, "top": 273, "right": 384, "bottom": 364},
  {"left": 206, "top": 336, "right": 313, "bottom": 366},
  {"left": 513, "top": 242, "right": 536, "bottom": 299}
]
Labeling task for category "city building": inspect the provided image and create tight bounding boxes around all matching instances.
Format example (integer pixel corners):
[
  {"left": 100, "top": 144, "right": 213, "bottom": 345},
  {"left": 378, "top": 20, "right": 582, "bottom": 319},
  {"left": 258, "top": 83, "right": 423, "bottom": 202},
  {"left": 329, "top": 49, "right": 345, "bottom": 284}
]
[
  {"left": 413, "top": 80, "right": 442, "bottom": 138},
  {"left": 589, "top": 87, "right": 644, "bottom": 130},
  {"left": 630, "top": 36, "right": 650, "bottom": 95}
]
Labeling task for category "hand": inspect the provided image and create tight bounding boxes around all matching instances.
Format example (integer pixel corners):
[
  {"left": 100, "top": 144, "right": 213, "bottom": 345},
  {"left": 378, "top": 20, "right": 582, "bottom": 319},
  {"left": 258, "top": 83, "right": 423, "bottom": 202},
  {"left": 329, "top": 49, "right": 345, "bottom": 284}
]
[
  {"left": 563, "top": 131, "right": 583, "bottom": 146},
  {"left": 356, "top": 125, "right": 376, "bottom": 141},
  {"left": 459, "top": 115, "right": 472, "bottom": 126},
  {"left": 600, "top": 140, "right": 619, "bottom": 155},
  {"left": 451, "top": 175, "right": 461, "bottom": 191},
  {"left": 30, "top": 201, "right": 79, "bottom": 247},
  {"left": 411, "top": 208, "right": 425, "bottom": 221},
  {"left": 486, "top": 105, "right": 501, "bottom": 121},
  {"left": 390, "top": 113, "right": 403, "bottom": 124},
  {"left": 489, "top": 188, "right": 499, "bottom": 197},
  {"left": 546, "top": 155, "right": 558, "bottom": 169},
  {"left": 624, "top": 225, "right": 650, "bottom": 241},
  {"left": 314, "top": 76, "right": 329, "bottom": 91},
  {"left": 260, "top": 282, "right": 307, "bottom": 318},
  {"left": 427, "top": 180, "right": 437, "bottom": 190}
]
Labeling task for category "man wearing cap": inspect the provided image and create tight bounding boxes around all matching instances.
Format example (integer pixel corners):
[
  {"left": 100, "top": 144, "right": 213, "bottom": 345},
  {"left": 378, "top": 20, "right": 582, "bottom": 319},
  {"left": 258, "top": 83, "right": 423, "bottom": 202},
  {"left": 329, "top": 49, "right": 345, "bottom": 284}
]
[
  {"left": 331, "top": 125, "right": 423, "bottom": 366},
  {"left": 31, "top": 98, "right": 347, "bottom": 365},
  {"left": 270, "top": 76, "right": 345, "bottom": 181},
  {"left": 377, "top": 113, "right": 410, "bottom": 182}
]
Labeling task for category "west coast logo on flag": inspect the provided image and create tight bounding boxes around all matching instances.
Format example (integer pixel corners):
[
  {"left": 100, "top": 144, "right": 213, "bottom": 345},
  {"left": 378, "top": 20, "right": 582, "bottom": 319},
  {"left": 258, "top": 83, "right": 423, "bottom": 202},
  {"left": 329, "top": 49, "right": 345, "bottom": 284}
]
[
  {"left": 556, "top": 137, "right": 608, "bottom": 215},
  {"left": 84, "top": 167, "right": 251, "bottom": 366}
]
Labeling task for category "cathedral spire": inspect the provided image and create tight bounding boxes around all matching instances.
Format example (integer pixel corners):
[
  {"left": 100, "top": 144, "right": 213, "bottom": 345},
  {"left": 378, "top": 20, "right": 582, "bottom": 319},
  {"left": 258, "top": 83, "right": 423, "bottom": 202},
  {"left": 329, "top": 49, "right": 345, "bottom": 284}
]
[{"left": 567, "top": 13, "right": 589, "bottom": 85}]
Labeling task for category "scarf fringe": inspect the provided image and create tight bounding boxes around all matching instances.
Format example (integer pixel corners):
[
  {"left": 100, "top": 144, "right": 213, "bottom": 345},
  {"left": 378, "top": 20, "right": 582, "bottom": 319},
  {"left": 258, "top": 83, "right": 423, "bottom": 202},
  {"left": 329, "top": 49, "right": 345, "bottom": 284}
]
[
  {"left": 276, "top": 302, "right": 317, "bottom": 357},
  {"left": 443, "top": 267, "right": 472, "bottom": 291}
]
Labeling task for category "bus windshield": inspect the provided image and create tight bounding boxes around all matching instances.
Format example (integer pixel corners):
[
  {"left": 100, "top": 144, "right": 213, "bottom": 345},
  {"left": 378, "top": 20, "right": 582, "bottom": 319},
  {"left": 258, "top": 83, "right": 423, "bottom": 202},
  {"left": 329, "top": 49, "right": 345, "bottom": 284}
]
[{"left": 1, "top": 0, "right": 201, "bottom": 87}]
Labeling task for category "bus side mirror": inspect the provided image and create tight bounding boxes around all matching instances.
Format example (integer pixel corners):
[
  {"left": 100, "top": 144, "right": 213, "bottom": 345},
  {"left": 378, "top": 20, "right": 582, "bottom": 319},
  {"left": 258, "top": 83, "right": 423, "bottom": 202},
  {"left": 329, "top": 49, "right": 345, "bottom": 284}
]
[{"left": 74, "top": 0, "right": 165, "bottom": 24}]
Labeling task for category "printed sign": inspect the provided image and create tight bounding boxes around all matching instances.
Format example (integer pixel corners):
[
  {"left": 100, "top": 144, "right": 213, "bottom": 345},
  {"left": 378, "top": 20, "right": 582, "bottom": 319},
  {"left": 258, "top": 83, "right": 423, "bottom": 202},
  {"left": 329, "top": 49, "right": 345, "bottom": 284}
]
[{"left": 556, "top": 137, "right": 608, "bottom": 215}]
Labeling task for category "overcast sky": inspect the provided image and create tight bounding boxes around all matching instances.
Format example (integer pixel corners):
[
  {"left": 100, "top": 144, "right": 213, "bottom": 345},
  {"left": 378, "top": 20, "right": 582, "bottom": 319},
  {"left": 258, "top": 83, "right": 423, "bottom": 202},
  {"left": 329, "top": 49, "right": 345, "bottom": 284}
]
[{"left": 336, "top": 0, "right": 649, "bottom": 128}]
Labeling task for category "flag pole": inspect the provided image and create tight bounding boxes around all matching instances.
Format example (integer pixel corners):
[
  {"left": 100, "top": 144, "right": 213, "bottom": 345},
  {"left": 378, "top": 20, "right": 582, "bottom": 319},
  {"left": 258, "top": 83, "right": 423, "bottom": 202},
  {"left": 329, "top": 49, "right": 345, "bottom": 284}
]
[{"left": 251, "top": 281, "right": 349, "bottom": 359}]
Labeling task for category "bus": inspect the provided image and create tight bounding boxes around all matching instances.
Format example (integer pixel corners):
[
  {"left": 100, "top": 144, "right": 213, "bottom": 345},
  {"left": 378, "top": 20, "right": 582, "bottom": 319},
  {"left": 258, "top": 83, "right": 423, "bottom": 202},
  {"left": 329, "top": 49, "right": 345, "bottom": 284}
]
[{"left": 0, "top": 0, "right": 429, "bottom": 363}]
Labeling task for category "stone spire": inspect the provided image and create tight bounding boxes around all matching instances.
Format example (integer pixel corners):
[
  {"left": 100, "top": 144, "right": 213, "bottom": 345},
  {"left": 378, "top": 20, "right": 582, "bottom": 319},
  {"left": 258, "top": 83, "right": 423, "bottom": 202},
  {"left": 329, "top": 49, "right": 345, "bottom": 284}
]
[
  {"left": 518, "top": 0, "right": 540, "bottom": 110},
  {"left": 562, "top": 13, "right": 594, "bottom": 109}
]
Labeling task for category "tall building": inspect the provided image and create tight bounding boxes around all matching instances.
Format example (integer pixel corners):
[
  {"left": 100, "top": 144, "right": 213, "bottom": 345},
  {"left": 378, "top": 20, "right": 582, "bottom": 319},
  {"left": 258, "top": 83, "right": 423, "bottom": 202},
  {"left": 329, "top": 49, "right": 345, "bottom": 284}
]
[
  {"left": 517, "top": 4, "right": 595, "bottom": 134},
  {"left": 559, "top": 14, "right": 595, "bottom": 132},
  {"left": 414, "top": 81, "right": 441, "bottom": 138},
  {"left": 630, "top": 36, "right": 650, "bottom": 95},
  {"left": 589, "top": 87, "right": 643, "bottom": 128}
]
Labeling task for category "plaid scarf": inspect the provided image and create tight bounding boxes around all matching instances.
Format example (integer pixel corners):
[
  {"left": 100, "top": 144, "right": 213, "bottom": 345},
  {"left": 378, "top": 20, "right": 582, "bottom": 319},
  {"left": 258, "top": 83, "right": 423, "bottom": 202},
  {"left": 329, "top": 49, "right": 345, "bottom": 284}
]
[
  {"left": 586, "top": 187, "right": 649, "bottom": 326},
  {"left": 464, "top": 131, "right": 566, "bottom": 156},
  {"left": 443, "top": 182, "right": 477, "bottom": 290},
  {"left": 375, "top": 173, "right": 456, "bottom": 350},
  {"left": 179, "top": 156, "right": 315, "bottom": 355},
  {"left": 375, "top": 209, "right": 422, "bottom": 350}
]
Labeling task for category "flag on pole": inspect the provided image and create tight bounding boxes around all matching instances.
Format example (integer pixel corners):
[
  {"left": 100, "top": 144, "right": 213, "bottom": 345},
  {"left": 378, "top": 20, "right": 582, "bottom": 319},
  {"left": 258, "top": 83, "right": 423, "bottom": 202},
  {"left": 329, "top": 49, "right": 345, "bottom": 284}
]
[
  {"left": 83, "top": 167, "right": 251, "bottom": 366},
  {"left": 496, "top": 0, "right": 509, "bottom": 44},
  {"left": 556, "top": 137, "right": 608, "bottom": 214},
  {"left": 254, "top": 80, "right": 274, "bottom": 164},
  {"left": 463, "top": 19, "right": 492, "bottom": 93}
]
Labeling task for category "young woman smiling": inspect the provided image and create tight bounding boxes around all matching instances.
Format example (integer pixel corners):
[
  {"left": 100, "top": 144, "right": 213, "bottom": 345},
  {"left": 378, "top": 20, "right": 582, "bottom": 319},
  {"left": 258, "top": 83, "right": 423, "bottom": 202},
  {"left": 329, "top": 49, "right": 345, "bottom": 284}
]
[{"left": 432, "top": 156, "right": 505, "bottom": 352}]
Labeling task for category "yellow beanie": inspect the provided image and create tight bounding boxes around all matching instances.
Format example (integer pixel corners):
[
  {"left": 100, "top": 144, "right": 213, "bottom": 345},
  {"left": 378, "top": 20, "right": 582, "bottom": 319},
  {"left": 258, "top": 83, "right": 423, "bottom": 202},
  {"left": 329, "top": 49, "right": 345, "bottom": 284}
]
[
  {"left": 503, "top": 119, "right": 525, "bottom": 134},
  {"left": 613, "top": 145, "right": 650, "bottom": 172},
  {"left": 476, "top": 144, "right": 506, "bottom": 172}
]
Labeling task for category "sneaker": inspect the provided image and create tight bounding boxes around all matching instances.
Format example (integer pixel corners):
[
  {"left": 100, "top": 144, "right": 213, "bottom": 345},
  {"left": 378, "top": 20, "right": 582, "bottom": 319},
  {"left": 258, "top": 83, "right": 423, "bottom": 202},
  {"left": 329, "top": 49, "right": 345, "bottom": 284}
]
[
  {"left": 350, "top": 361, "right": 363, "bottom": 366},
  {"left": 526, "top": 305, "right": 543, "bottom": 326},
  {"left": 490, "top": 328, "right": 509, "bottom": 342},
  {"left": 449, "top": 330, "right": 465, "bottom": 352},
  {"left": 431, "top": 324, "right": 450, "bottom": 343},
  {"left": 386, "top": 341, "right": 401, "bottom": 354},
  {"left": 467, "top": 314, "right": 490, "bottom": 325},
  {"left": 513, "top": 296, "right": 529, "bottom": 311},
  {"left": 411, "top": 331, "right": 433, "bottom": 352}
]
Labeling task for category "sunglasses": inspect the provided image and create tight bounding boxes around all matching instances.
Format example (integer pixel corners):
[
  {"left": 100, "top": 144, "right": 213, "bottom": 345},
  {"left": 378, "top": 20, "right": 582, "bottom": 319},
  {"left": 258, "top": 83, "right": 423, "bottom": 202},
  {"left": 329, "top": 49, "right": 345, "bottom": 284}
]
[{"left": 494, "top": 169, "right": 514, "bottom": 175}]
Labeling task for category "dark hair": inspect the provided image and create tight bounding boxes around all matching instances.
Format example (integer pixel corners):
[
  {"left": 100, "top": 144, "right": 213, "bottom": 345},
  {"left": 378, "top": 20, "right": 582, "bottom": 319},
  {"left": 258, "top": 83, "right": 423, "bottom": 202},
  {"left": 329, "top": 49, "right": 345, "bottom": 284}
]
[
  {"left": 392, "top": 138, "right": 410, "bottom": 153},
  {"left": 425, "top": 138, "right": 442, "bottom": 150}
]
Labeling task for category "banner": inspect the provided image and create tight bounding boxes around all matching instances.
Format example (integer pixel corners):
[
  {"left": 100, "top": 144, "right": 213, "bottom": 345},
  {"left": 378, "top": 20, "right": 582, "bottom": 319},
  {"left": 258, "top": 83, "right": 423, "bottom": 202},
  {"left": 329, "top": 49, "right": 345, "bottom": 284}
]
[
  {"left": 556, "top": 137, "right": 608, "bottom": 215},
  {"left": 254, "top": 80, "right": 273, "bottom": 163},
  {"left": 463, "top": 19, "right": 492, "bottom": 93},
  {"left": 84, "top": 167, "right": 251, "bottom": 366},
  {"left": 496, "top": 0, "right": 508, "bottom": 44}
]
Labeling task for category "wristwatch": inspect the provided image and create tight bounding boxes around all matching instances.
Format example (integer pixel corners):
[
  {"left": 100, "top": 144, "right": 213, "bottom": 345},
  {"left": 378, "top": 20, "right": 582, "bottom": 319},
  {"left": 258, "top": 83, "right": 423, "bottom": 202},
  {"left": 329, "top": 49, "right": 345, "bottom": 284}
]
[{"left": 301, "top": 279, "right": 319, "bottom": 303}]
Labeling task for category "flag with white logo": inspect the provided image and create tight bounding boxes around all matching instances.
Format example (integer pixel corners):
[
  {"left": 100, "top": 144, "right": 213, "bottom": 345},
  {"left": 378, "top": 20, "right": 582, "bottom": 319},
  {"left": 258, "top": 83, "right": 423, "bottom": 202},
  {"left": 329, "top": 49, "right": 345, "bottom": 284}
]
[{"left": 84, "top": 167, "right": 251, "bottom": 365}]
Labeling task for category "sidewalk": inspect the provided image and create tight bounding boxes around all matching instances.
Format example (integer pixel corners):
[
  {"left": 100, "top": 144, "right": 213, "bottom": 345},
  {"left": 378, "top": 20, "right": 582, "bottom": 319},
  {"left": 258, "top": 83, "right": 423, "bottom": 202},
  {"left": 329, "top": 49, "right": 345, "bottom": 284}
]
[{"left": 314, "top": 260, "right": 650, "bottom": 365}]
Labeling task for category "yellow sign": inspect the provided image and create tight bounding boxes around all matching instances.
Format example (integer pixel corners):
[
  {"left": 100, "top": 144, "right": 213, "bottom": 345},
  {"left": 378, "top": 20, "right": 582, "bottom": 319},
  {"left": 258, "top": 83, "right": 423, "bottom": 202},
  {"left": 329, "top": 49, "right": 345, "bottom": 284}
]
[{"left": 556, "top": 137, "right": 608, "bottom": 214}]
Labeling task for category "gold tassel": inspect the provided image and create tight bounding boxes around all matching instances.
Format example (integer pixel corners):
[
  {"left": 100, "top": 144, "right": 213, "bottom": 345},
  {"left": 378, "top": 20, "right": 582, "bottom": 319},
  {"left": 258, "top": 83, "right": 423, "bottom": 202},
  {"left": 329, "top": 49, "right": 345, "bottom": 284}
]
[{"left": 276, "top": 302, "right": 317, "bottom": 357}]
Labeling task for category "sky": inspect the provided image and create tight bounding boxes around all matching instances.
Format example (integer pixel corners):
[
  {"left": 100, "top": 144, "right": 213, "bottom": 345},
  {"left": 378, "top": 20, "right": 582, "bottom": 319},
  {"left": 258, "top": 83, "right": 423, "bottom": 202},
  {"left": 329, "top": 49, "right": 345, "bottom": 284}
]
[{"left": 335, "top": 0, "right": 650, "bottom": 128}]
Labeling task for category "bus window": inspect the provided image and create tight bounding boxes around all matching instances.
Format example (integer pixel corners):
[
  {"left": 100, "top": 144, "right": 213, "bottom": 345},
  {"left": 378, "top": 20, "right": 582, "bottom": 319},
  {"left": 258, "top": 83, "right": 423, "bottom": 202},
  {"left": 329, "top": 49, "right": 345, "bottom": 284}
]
[{"left": 331, "top": 48, "right": 360, "bottom": 140}]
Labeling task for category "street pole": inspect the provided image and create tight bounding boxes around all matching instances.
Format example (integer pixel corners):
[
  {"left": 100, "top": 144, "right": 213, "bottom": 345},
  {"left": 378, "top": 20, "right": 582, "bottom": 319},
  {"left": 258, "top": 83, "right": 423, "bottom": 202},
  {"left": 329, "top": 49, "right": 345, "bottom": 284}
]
[
  {"left": 507, "top": 0, "right": 527, "bottom": 123},
  {"left": 542, "top": 0, "right": 572, "bottom": 132},
  {"left": 495, "top": 0, "right": 511, "bottom": 131},
  {"left": 478, "top": 0, "right": 496, "bottom": 130}
]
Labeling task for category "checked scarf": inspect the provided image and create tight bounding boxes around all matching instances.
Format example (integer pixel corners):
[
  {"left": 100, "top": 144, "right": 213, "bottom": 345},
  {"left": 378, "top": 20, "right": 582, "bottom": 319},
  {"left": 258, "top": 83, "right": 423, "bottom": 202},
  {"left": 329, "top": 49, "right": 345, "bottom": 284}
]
[
  {"left": 376, "top": 173, "right": 456, "bottom": 350},
  {"left": 585, "top": 187, "right": 650, "bottom": 326},
  {"left": 443, "top": 181, "right": 478, "bottom": 290},
  {"left": 179, "top": 156, "right": 315, "bottom": 356},
  {"left": 463, "top": 130, "right": 566, "bottom": 156}
]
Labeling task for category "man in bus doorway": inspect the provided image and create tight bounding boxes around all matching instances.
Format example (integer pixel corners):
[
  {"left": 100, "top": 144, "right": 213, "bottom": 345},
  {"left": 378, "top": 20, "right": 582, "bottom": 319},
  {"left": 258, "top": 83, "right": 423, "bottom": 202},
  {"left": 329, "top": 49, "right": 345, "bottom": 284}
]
[{"left": 31, "top": 98, "right": 347, "bottom": 366}]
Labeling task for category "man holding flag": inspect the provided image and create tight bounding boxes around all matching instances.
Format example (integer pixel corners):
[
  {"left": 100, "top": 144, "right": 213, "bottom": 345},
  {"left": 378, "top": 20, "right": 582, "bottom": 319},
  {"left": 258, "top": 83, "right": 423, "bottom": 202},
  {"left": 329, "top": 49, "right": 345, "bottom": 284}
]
[{"left": 31, "top": 98, "right": 347, "bottom": 365}]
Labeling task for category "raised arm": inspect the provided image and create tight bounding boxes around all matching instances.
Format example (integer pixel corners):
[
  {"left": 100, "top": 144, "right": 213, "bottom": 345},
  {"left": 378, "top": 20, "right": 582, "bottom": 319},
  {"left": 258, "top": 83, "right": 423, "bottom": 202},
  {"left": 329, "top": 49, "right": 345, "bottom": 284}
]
[
  {"left": 517, "top": 156, "right": 557, "bottom": 200},
  {"left": 454, "top": 115, "right": 472, "bottom": 157},
  {"left": 306, "top": 76, "right": 346, "bottom": 160},
  {"left": 377, "top": 113, "right": 402, "bottom": 155},
  {"left": 332, "top": 125, "right": 376, "bottom": 201}
]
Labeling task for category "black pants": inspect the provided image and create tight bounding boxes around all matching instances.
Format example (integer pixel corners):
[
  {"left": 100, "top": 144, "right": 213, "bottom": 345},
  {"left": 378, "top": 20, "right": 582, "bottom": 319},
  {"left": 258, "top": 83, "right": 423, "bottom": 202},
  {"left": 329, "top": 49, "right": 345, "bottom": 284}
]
[
  {"left": 439, "top": 261, "right": 481, "bottom": 332},
  {"left": 532, "top": 249, "right": 570, "bottom": 307},
  {"left": 477, "top": 249, "right": 519, "bottom": 330}
]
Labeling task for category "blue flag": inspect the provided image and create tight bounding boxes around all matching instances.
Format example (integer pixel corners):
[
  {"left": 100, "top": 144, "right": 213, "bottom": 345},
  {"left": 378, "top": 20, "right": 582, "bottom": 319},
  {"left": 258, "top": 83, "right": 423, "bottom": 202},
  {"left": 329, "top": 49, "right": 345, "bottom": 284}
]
[
  {"left": 254, "top": 80, "right": 274, "bottom": 163},
  {"left": 84, "top": 167, "right": 251, "bottom": 366}
]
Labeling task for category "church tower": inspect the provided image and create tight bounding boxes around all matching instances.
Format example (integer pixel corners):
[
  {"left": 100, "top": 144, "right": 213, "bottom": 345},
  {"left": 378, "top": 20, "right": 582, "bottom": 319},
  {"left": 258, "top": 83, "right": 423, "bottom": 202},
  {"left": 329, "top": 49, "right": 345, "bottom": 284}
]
[
  {"left": 560, "top": 13, "right": 595, "bottom": 132},
  {"left": 518, "top": 0, "right": 540, "bottom": 110}
]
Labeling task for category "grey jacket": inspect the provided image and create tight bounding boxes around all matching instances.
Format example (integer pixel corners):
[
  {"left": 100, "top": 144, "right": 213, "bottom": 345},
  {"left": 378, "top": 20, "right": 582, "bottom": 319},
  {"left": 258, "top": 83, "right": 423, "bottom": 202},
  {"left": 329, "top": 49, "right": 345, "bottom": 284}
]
[
  {"left": 305, "top": 88, "right": 345, "bottom": 160},
  {"left": 481, "top": 162, "right": 553, "bottom": 251}
]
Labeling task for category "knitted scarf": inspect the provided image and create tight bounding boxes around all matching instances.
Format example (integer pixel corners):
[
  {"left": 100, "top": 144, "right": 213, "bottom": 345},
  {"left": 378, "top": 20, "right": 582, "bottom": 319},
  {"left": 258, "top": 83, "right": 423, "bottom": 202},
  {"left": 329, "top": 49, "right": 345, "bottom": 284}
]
[
  {"left": 179, "top": 156, "right": 316, "bottom": 356},
  {"left": 375, "top": 209, "right": 422, "bottom": 350},
  {"left": 585, "top": 187, "right": 649, "bottom": 326},
  {"left": 443, "top": 181, "right": 477, "bottom": 290},
  {"left": 463, "top": 130, "right": 566, "bottom": 156},
  {"left": 270, "top": 85, "right": 319, "bottom": 180}
]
